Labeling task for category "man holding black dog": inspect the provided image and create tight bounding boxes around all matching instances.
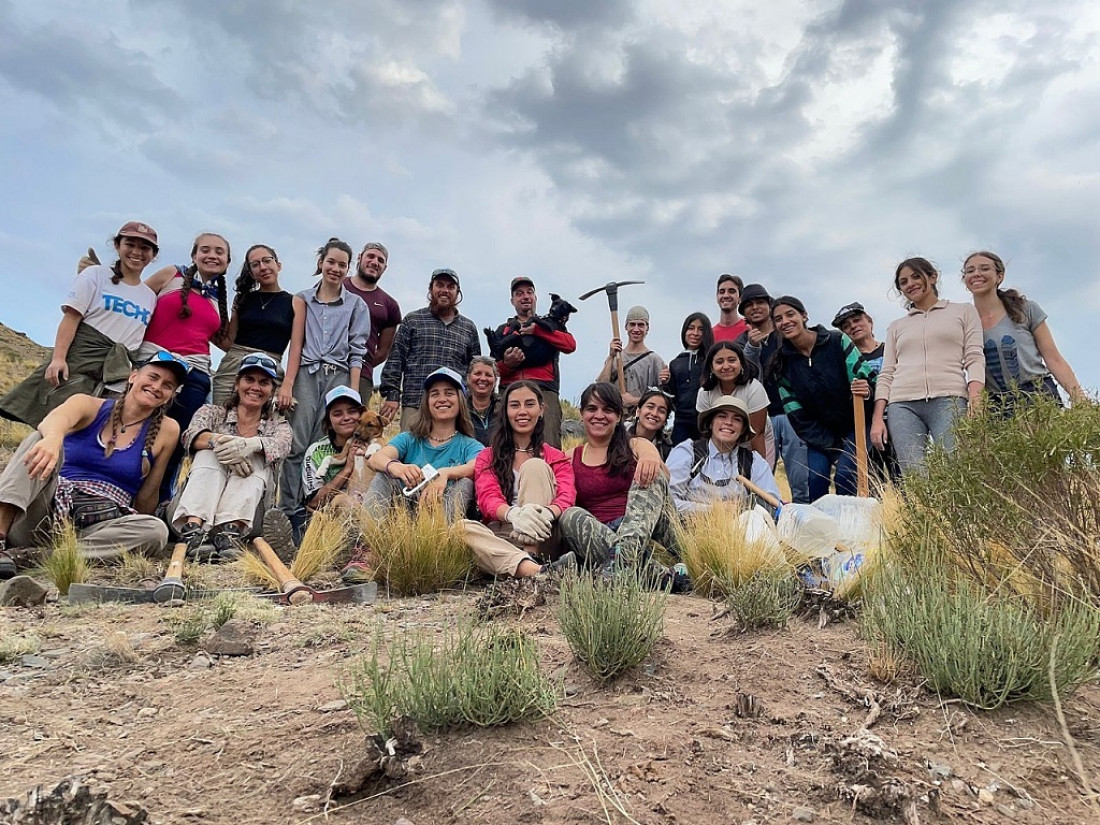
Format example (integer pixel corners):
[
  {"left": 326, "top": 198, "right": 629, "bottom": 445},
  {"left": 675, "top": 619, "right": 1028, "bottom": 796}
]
[{"left": 490, "top": 277, "right": 576, "bottom": 447}]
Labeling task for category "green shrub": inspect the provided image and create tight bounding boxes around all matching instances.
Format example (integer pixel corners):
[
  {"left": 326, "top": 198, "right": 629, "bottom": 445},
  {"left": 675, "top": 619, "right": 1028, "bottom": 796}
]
[
  {"left": 558, "top": 571, "right": 667, "bottom": 683},
  {"left": 726, "top": 569, "right": 802, "bottom": 630},
  {"left": 342, "top": 620, "right": 557, "bottom": 737}
]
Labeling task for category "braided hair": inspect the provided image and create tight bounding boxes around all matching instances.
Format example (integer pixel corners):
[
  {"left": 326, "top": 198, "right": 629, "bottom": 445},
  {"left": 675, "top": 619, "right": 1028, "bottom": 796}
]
[
  {"left": 179, "top": 233, "right": 231, "bottom": 340},
  {"left": 489, "top": 381, "right": 546, "bottom": 496},
  {"left": 232, "top": 244, "right": 279, "bottom": 317},
  {"left": 108, "top": 230, "right": 159, "bottom": 285},
  {"left": 964, "top": 250, "right": 1027, "bottom": 324},
  {"left": 100, "top": 395, "right": 169, "bottom": 478}
]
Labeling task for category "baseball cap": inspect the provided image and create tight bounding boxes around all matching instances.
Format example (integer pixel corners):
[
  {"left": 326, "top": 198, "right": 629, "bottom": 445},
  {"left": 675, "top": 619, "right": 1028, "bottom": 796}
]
[
  {"left": 423, "top": 366, "right": 465, "bottom": 391},
  {"left": 510, "top": 276, "right": 535, "bottom": 293},
  {"left": 139, "top": 350, "right": 189, "bottom": 383},
  {"left": 831, "top": 302, "right": 867, "bottom": 328},
  {"left": 430, "top": 268, "right": 460, "bottom": 287},
  {"left": 117, "top": 221, "right": 158, "bottom": 248},
  {"left": 324, "top": 385, "right": 364, "bottom": 411},
  {"left": 237, "top": 353, "right": 279, "bottom": 380}
]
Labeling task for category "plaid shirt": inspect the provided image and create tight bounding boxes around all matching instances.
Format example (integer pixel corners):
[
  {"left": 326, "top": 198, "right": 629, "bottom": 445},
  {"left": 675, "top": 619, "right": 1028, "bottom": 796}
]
[
  {"left": 53, "top": 477, "right": 134, "bottom": 518},
  {"left": 183, "top": 403, "right": 293, "bottom": 463},
  {"left": 379, "top": 307, "right": 481, "bottom": 408}
]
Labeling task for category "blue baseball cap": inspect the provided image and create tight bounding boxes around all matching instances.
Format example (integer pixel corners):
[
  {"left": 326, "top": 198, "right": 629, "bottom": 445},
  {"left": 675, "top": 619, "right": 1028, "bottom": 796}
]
[
  {"left": 237, "top": 352, "right": 279, "bottom": 380},
  {"left": 324, "top": 385, "right": 364, "bottom": 411},
  {"left": 422, "top": 366, "right": 465, "bottom": 391}
]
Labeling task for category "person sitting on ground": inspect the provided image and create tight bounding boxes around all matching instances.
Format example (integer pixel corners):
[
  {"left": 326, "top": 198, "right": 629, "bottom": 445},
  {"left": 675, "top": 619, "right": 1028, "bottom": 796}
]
[
  {"left": 171, "top": 354, "right": 292, "bottom": 561},
  {"left": 660, "top": 312, "right": 714, "bottom": 444},
  {"left": 0, "top": 353, "right": 185, "bottom": 577},
  {"left": 466, "top": 355, "right": 500, "bottom": 446},
  {"left": 301, "top": 385, "right": 370, "bottom": 514},
  {"left": 0, "top": 221, "right": 159, "bottom": 429},
  {"left": 626, "top": 388, "right": 674, "bottom": 460},
  {"left": 668, "top": 395, "right": 781, "bottom": 515},
  {"left": 558, "top": 382, "right": 683, "bottom": 586},
  {"left": 596, "top": 306, "right": 667, "bottom": 412},
  {"left": 462, "top": 381, "right": 577, "bottom": 578},
  {"left": 363, "top": 367, "right": 483, "bottom": 520}
]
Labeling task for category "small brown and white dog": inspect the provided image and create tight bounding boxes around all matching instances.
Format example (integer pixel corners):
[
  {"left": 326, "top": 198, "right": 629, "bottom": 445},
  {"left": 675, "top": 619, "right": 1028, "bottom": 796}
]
[{"left": 315, "top": 409, "right": 387, "bottom": 497}]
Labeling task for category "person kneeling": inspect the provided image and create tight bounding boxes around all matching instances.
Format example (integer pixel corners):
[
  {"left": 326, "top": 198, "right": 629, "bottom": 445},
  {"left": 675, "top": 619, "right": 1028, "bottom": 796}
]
[
  {"left": 171, "top": 353, "right": 291, "bottom": 561},
  {"left": 462, "top": 381, "right": 577, "bottom": 578},
  {"left": 668, "top": 395, "right": 781, "bottom": 515},
  {"left": 0, "top": 355, "right": 185, "bottom": 576}
]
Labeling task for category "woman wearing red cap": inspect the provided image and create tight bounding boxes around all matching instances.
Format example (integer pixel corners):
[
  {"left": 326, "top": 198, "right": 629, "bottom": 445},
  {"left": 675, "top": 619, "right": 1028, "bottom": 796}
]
[{"left": 0, "top": 221, "right": 159, "bottom": 427}]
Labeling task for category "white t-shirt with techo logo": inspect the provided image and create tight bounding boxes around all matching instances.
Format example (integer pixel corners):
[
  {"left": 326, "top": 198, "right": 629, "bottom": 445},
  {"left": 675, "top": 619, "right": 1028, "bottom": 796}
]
[{"left": 63, "top": 265, "right": 156, "bottom": 350}]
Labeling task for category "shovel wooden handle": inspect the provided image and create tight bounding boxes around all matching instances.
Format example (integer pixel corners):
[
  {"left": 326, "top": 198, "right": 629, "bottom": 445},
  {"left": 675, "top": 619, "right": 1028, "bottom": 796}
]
[
  {"left": 736, "top": 475, "right": 783, "bottom": 510},
  {"left": 164, "top": 541, "right": 186, "bottom": 580},
  {"left": 853, "top": 396, "right": 869, "bottom": 498},
  {"left": 252, "top": 538, "right": 312, "bottom": 605}
]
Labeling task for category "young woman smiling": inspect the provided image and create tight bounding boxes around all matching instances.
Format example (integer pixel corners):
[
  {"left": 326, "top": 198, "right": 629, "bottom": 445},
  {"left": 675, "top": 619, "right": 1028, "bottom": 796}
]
[
  {"left": 695, "top": 341, "right": 772, "bottom": 465},
  {"left": 627, "top": 388, "right": 674, "bottom": 460},
  {"left": 462, "top": 380, "right": 577, "bottom": 578},
  {"left": 871, "top": 258, "right": 984, "bottom": 474},
  {"left": 961, "top": 250, "right": 1084, "bottom": 413},
  {"left": 660, "top": 312, "right": 714, "bottom": 444}
]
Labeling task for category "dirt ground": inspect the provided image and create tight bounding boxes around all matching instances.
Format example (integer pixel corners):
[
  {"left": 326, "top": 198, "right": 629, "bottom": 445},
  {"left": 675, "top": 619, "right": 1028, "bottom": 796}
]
[{"left": 2, "top": 580, "right": 1098, "bottom": 825}]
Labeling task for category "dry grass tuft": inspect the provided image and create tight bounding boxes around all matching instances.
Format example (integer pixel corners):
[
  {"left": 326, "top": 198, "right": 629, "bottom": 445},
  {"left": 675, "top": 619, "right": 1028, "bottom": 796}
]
[
  {"left": 113, "top": 550, "right": 160, "bottom": 585},
  {"left": 0, "top": 632, "right": 41, "bottom": 663},
  {"left": 235, "top": 550, "right": 280, "bottom": 589},
  {"left": 292, "top": 505, "right": 351, "bottom": 581},
  {"left": 40, "top": 520, "right": 90, "bottom": 596},
  {"left": 357, "top": 499, "right": 472, "bottom": 596},
  {"left": 81, "top": 631, "right": 140, "bottom": 671},
  {"left": 675, "top": 500, "right": 789, "bottom": 597}
]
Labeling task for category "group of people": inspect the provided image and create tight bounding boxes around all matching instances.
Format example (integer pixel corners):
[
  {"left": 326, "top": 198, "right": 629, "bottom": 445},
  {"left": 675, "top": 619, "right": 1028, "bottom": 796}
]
[{"left": 0, "top": 221, "right": 1084, "bottom": 585}]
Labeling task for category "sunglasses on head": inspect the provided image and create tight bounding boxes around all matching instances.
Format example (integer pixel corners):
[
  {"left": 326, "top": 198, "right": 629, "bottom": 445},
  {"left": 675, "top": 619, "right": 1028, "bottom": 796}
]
[
  {"left": 146, "top": 350, "right": 190, "bottom": 373},
  {"left": 240, "top": 354, "right": 278, "bottom": 370}
]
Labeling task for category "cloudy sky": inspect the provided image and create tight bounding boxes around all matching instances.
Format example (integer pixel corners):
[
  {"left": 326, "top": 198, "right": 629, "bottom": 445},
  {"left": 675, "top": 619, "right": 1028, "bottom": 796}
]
[{"left": 2, "top": 0, "right": 1098, "bottom": 401}]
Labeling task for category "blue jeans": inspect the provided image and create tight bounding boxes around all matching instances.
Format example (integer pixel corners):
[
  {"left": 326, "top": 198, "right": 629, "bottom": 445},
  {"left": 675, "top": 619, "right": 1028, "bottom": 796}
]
[
  {"left": 161, "top": 370, "right": 212, "bottom": 503},
  {"left": 806, "top": 433, "right": 857, "bottom": 501},
  {"left": 771, "top": 413, "right": 810, "bottom": 503},
  {"left": 886, "top": 396, "right": 967, "bottom": 475}
]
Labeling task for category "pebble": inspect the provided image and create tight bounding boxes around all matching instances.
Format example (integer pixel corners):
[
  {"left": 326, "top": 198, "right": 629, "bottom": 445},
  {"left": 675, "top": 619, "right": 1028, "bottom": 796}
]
[
  {"left": 137, "top": 707, "right": 158, "bottom": 718},
  {"left": 21, "top": 654, "right": 48, "bottom": 669},
  {"left": 395, "top": 819, "right": 416, "bottom": 825},
  {"left": 292, "top": 795, "right": 322, "bottom": 813},
  {"left": 317, "top": 699, "right": 348, "bottom": 713},
  {"left": 189, "top": 653, "right": 213, "bottom": 670},
  {"left": 996, "top": 804, "right": 1017, "bottom": 819},
  {"left": 928, "top": 762, "right": 953, "bottom": 780},
  {"left": 978, "top": 788, "right": 996, "bottom": 805},
  {"left": 791, "top": 806, "right": 816, "bottom": 822},
  {"left": 202, "top": 620, "right": 255, "bottom": 657}
]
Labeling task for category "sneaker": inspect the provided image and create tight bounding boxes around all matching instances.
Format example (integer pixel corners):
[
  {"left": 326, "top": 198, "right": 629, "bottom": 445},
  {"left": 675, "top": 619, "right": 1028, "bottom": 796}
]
[
  {"left": 660, "top": 562, "right": 693, "bottom": 594},
  {"left": 340, "top": 543, "right": 374, "bottom": 584},
  {"left": 180, "top": 522, "right": 215, "bottom": 562},
  {"left": 0, "top": 536, "right": 15, "bottom": 579},
  {"left": 539, "top": 551, "right": 577, "bottom": 577},
  {"left": 213, "top": 524, "right": 245, "bottom": 561},
  {"left": 262, "top": 508, "right": 297, "bottom": 564}
]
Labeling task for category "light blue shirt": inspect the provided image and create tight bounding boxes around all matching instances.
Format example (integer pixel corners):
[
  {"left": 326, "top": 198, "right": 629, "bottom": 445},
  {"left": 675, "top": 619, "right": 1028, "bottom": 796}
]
[
  {"left": 388, "top": 431, "right": 483, "bottom": 481},
  {"left": 667, "top": 438, "right": 782, "bottom": 514}
]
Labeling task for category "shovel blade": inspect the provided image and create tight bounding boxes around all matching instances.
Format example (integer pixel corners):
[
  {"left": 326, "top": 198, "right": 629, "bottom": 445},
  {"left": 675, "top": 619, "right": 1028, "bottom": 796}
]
[{"left": 67, "top": 583, "right": 155, "bottom": 605}]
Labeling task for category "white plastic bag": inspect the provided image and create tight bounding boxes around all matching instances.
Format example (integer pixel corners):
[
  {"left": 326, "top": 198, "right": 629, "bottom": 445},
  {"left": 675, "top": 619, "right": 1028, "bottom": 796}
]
[
  {"left": 737, "top": 505, "right": 785, "bottom": 567},
  {"left": 778, "top": 503, "right": 840, "bottom": 566}
]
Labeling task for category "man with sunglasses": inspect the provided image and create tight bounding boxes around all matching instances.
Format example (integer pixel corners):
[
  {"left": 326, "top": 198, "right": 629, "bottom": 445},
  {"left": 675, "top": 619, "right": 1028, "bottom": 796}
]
[
  {"left": 379, "top": 268, "right": 481, "bottom": 431},
  {"left": 344, "top": 242, "right": 401, "bottom": 404}
]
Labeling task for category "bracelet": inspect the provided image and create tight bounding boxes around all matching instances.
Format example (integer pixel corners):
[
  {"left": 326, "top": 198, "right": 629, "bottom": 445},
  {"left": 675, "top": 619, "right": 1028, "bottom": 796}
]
[{"left": 385, "top": 459, "right": 399, "bottom": 477}]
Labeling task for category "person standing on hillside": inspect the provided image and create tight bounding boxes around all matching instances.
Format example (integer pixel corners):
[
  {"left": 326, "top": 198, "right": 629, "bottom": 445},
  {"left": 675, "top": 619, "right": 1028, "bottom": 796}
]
[
  {"left": 491, "top": 277, "right": 576, "bottom": 448},
  {"left": 379, "top": 268, "right": 481, "bottom": 431},
  {"left": 343, "top": 242, "right": 401, "bottom": 409},
  {"left": 596, "top": 306, "right": 666, "bottom": 413},
  {"left": 712, "top": 273, "right": 748, "bottom": 342}
]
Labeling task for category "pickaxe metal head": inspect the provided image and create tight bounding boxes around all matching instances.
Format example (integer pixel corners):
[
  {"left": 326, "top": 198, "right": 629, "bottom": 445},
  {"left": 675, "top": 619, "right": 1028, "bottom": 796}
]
[{"left": 578, "top": 280, "right": 645, "bottom": 312}]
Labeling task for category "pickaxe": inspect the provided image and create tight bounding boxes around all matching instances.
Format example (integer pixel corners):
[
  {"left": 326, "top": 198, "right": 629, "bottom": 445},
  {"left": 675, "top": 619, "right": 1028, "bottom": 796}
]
[
  {"left": 251, "top": 538, "right": 377, "bottom": 606},
  {"left": 578, "top": 280, "right": 645, "bottom": 395}
]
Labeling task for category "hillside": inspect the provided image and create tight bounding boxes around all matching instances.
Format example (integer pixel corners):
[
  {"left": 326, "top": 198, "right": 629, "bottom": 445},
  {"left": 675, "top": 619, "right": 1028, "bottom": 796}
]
[{"left": 0, "top": 322, "right": 47, "bottom": 453}]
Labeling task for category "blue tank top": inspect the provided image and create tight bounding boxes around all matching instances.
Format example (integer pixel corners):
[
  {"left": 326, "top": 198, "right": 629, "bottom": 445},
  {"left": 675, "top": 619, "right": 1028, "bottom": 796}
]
[{"left": 60, "top": 400, "right": 152, "bottom": 500}]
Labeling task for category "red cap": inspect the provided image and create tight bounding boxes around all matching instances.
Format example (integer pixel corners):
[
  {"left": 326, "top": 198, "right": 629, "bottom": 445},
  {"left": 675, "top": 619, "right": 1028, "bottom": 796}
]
[{"left": 117, "top": 221, "right": 158, "bottom": 247}]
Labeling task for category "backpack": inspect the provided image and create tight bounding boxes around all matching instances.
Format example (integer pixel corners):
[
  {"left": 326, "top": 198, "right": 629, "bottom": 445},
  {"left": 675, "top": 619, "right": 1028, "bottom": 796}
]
[{"left": 687, "top": 438, "right": 755, "bottom": 482}]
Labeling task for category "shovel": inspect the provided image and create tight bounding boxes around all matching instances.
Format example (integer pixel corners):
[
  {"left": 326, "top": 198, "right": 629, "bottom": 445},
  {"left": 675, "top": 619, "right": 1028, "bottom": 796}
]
[
  {"left": 252, "top": 538, "right": 377, "bottom": 606},
  {"left": 853, "top": 395, "right": 869, "bottom": 498}
]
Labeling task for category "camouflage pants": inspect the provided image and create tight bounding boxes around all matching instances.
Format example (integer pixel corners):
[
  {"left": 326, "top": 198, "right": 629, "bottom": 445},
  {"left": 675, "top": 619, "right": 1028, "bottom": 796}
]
[{"left": 559, "top": 474, "right": 679, "bottom": 570}]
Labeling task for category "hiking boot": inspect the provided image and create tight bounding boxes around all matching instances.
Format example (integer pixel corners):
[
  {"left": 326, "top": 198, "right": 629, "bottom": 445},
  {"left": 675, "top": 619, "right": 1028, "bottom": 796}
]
[
  {"left": 213, "top": 524, "right": 246, "bottom": 561},
  {"left": 340, "top": 542, "right": 374, "bottom": 585},
  {"left": 539, "top": 551, "right": 577, "bottom": 578},
  {"left": 180, "top": 522, "right": 216, "bottom": 562},
  {"left": 660, "top": 562, "right": 693, "bottom": 594},
  {"left": 262, "top": 508, "right": 297, "bottom": 564},
  {"left": 599, "top": 545, "right": 621, "bottom": 582},
  {"left": 0, "top": 536, "right": 15, "bottom": 579}
]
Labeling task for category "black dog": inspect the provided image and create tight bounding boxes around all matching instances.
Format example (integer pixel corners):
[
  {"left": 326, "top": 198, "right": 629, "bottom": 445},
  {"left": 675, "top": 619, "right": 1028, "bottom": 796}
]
[{"left": 484, "top": 293, "right": 579, "bottom": 365}]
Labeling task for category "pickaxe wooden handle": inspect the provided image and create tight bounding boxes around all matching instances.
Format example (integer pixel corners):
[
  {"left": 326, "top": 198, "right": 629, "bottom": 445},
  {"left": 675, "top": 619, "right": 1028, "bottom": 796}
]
[
  {"left": 252, "top": 538, "right": 312, "bottom": 605},
  {"left": 736, "top": 474, "right": 784, "bottom": 510},
  {"left": 153, "top": 542, "right": 188, "bottom": 603},
  {"left": 853, "top": 396, "right": 869, "bottom": 498}
]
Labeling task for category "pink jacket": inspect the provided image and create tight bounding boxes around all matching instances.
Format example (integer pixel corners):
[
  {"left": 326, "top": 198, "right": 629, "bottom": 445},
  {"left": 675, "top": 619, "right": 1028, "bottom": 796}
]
[
  {"left": 474, "top": 444, "right": 576, "bottom": 521},
  {"left": 876, "top": 300, "right": 985, "bottom": 403}
]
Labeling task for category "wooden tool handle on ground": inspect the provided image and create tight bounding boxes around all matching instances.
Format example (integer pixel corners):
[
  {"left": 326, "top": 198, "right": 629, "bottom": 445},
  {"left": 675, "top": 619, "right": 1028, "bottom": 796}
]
[
  {"left": 164, "top": 541, "right": 186, "bottom": 580},
  {"left": 853, "top": 396, "right": 869, "bottom": 498},
  {"left": 252, "top": 538, "right": 312, "bottom": 605},
  {"left": 736, "top": 475, "right": 783, "bottom": 510},
  {"left": 153, "top": 542, "right": 188, "bottom": 604}
]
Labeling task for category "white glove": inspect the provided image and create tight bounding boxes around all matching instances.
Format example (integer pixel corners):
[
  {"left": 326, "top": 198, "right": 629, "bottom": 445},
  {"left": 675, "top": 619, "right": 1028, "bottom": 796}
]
[
  {"left": 213, "top": 436, "right": 263, "bottom": 463},
  {"left": 228, "top": 459, "right": 254, "bottom": 478},
  {"left": 506, "top": 504, "right": 553, "bottom": 542}
]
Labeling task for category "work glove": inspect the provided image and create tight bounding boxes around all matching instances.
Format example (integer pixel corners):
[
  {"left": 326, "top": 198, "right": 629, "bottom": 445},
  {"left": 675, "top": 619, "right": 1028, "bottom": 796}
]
[
  {"left": 228, "top": 459, "right": 254, "bottom": 478},
  {"left": 506, "top": 504, "right": 553, "bottom": 543},
  {"left": 213, "top": 436, "right": 264, "bottom": 463}
]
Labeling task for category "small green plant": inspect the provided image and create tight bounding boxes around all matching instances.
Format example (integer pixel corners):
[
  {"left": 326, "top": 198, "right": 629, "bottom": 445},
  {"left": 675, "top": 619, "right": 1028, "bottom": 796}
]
[
  {"left": 557, "top": 571, "right": 667, "bottom": 683},
  {"left": 358, "top": 500, "right": 472, "bottom": 595},
  {"left": 0, "top": 633, "right": 41, "bottom": 663},
  {"left": 41, "top": 520, "right": 90, "bottom": 596},
  {"left": 725, "top": 569, "right": 802, "bottom": 630},
  {"left": 210, "top": 592, "right": 239, "bottom": 628},
  {"left": 341, "top": 620, "right": 558, "bottom": 738},
  {"left": 167, "top": 606, "right": 210, "bottom": 645}
]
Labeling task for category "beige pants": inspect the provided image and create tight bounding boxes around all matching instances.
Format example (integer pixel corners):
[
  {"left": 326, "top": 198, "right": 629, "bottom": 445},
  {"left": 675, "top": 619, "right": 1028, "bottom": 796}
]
[
  {"left": 462, "top": 458, "right": 562, "bottom": 577},
  {"left": 0, "top": 432, "right": 169, "bottom": 560},
  {"left": 172, "top": 449, "right": 271, "bottom": 532}
]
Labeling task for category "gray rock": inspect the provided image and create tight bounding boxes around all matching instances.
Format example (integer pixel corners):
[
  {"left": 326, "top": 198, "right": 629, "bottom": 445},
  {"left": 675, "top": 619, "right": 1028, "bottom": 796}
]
[
  {"left": 0, "top": 576, "right": 48, "bottom": 607},
  {"left": 791, "top": 807, "right": 815, "bottom": 823},
  {"left": 317, "top": 699, "right": 348, "bottom": 713},
  {"left": 202, "top": 620, "right": 255, "bottom": 657},
  {"left": 20, "top": 655, "right": 48, "bottom": 669},
  {"left": 928, "top": 762, "right": 953, "bottom": 780},
  {"left": 189, "top": 653, "right": 213, "bottom": 670}
]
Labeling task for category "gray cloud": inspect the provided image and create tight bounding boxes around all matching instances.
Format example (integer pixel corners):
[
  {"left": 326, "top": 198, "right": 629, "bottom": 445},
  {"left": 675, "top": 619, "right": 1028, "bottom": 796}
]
[{"left": 484, "top": 0, "right": 634, "bottom": 30}]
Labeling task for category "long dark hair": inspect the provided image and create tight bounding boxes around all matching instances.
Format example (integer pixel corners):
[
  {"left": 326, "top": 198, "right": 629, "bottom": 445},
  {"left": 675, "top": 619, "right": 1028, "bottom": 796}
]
[
  {"left": 232, "top": 244, "right": 279, "bottom": 317},
  {"left": 681, "top": 311, "right": 714, "bottom": 353},
  {"left": 964, "top": 250, "right": 1027, "bottom": 324},
  {"left": 764, "top": 296, "right": 809, "bottom": 384},
  {"left": 700, "top": 341, "right": 755, "bottom": 391},
  {"left": 894, "top": 256, "right": 940, "bottom": 308},
  {"left": 409, "top": 380, "right": 475, "bottom": 439},
  {"left": 580, "top": 382, "right": 634, "bottom": 478},
  {"left": 489, "top": 381, "right": 546, "bottom": 495},
  {"left": 110, "top": 230, "right": 158, "bottom": 285},
  {"left": 178, "top": 233, "right": 230, "bottom": 340}
]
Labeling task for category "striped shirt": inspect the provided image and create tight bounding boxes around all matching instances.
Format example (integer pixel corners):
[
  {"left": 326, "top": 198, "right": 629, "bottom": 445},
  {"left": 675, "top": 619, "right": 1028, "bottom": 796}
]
[{"left": 379, "top": 307, "right": 481, "bottom": 408}]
